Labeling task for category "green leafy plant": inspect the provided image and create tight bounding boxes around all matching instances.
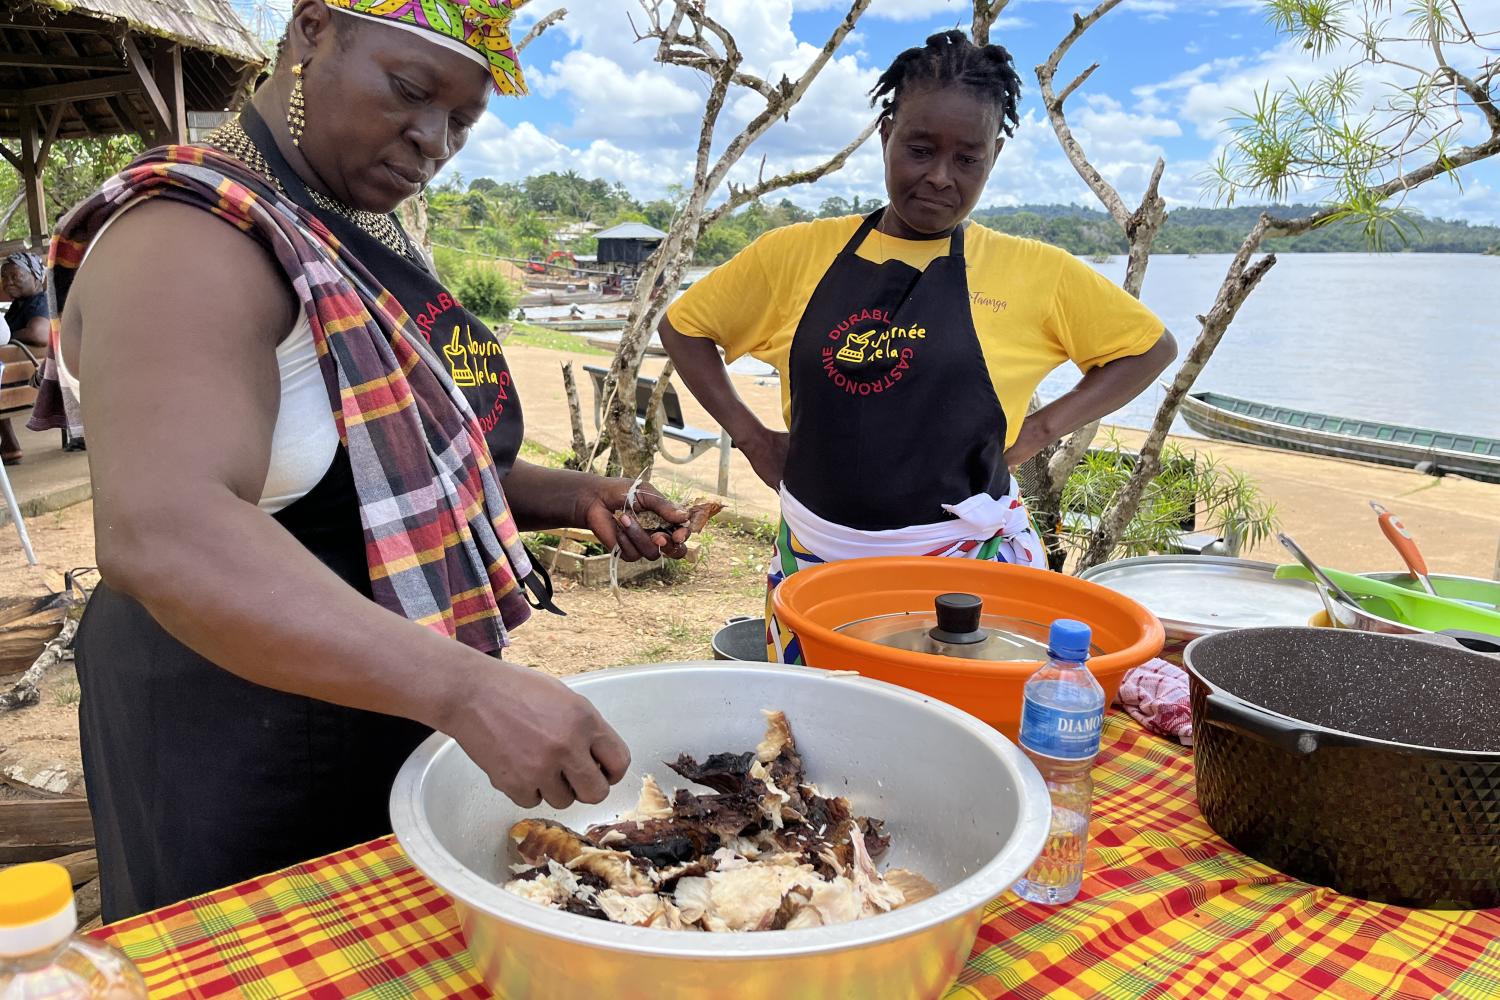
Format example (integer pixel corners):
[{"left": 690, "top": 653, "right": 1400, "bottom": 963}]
[
  {"left": 444, "top": 263, "right": 518, "bottom": 321},
  {"left": 1054, "top": 432, "right": 1279, "bottom": 567},
  {"left": 1207, "top": 0, "right": 1486, "bottom": 246},
  {"left": 53, "top": 681, "right": 81, "bottom": 707}
]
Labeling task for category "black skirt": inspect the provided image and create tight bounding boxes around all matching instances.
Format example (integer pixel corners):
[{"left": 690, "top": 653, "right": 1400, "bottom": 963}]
[{"left": 76, "top": 448, "right": 432, "bottom": 922}]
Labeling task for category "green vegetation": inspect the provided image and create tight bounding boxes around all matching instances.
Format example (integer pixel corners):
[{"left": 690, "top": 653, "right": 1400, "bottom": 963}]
[
  {"left": 973, "top": 203, "right": 1500, "bottom": 255},
  {"left": 1, "top": 135, "right": 145, "bottom": 242},
  {"left": 432, "top": 169, "right": 1500, "bottom": 268},
  {"left": 1050, "top": 431, "right": 1280, "bottom": 564},
  {"left": 447, "top": 261, "right": 518, "bottom": 319},
  {"left": 16, "top": 136, "right": 1495, "bottom": 269},
  {"left": 517, "top": 437, "right": 572, "bottom": 467},
  {"left": 502, "top": 323, "right": 611, "bottom": 355}
]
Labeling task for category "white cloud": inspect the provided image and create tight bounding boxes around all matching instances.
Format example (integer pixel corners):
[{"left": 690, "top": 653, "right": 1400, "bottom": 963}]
[
  {"left": 535, "top": 51, "right": 703, "bottom": 141},
  {"left": 790, "top": 0, "right": 1023, "bottom": 24},
  {"left": 464, "top": 0, "right": 1500, "bottom": 224},
  {"left": 452, "top": 119, "right": 690, "bottom": 194}
]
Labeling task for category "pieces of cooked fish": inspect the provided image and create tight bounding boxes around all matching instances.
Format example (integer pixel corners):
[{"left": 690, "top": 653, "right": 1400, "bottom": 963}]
[{"left": 500, "top": 711, "right": 934, "bottom": 932}]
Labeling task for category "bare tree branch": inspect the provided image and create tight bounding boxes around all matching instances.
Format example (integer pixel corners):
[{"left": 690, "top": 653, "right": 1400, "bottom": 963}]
[
  {"left": 1056, "top": 62, "right": 1100, "bottom": 110},
  {"left": 639, "top": 359, "right": 677, "bottom": 456},
  {"left": 1026, "top": 0, "right": 1163, "bottom": 541},
  {"left": 699, "top": 116, "right": 879, "bottom": 232},
  {"left": 971, "top": 0, "right": 1014, "bottom": 45},
  {"left": 601, "top": 0, "right": 874, "bottom": 479},
  {"left": 702, "top": 0, "right": 871, "bottom": 197},
  {"left": 560, "top": 362, "right": 593, "bottom": 468},
  {"left": 1078, "top": 221, "right": 1279, "bottom": 570},
  {"left": 1265, "top": 133, "right": 1500, "bottom": 237},
  {"left": 1036, "top": 0, "right": 1132, "bottom": 227},
  {"left": 638, "top": 2, "right": 775, "bottom": 98},
  {"left": 518, "top": 8, "right": 567, "bottom": 53},
  {"left": 1122, "top": 157, "right": 1168, "bottom": 298}
]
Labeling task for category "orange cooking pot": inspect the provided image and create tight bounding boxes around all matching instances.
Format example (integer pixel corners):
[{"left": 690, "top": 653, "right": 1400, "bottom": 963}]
[{"left": 771, "top": 558, "right": 1164, "bottom": 740}]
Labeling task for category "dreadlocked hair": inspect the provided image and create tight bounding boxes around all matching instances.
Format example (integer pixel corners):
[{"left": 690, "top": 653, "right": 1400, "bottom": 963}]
[{"left": 870, "top": 30, "right": 1022, "bottom": 139}]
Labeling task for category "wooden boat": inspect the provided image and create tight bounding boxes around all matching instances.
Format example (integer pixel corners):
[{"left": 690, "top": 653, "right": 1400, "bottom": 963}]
[
  {"left": 518, "top": 288, "right": 625, "bottom": 308},
  {"left": 586, "top": 333, "right": 665, "bottom": 354},
  {"left": 1180, "top": 392, "right": 1500, "bottom": 484}
]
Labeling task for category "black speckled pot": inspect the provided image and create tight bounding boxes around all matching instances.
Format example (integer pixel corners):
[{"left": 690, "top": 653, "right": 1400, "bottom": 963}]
[{"left": 1183, "top": 627, "right": 1500, "bottom": 909}]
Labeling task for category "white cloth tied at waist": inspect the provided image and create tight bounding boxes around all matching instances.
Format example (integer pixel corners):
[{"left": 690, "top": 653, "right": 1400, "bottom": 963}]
[{"left": 778, "top": 479, "right": 1039, "bottom": 564}]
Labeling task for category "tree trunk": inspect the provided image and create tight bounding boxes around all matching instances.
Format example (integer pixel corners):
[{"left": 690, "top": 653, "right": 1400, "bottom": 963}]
[{"left": 1077, "top": 221, "right": 1277, "bottom": 570}]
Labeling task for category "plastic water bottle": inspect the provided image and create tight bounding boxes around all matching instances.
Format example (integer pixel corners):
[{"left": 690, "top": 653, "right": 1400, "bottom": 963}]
[
  {"left": 1013, "top": 619, "right": 1104, "bottom": 905},
  {"left": 0, "top": 862, "right": 147, "bottom": 999}
]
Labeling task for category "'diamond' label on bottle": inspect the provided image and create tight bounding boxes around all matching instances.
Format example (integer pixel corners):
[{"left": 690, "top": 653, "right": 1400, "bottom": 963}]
[{"left": 1019, "top": 701, "right": 1103, "bottom": 760}]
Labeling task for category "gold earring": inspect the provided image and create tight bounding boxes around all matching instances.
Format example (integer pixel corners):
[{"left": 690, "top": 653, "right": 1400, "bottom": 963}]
[{"left": 288, "top": 62, "right": 307, "bottom": 147}]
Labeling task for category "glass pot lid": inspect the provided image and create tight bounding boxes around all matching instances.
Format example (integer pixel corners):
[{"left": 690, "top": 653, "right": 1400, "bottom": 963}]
[{"left": 835, "top": 593, "right": 1100, "bottom": 662}]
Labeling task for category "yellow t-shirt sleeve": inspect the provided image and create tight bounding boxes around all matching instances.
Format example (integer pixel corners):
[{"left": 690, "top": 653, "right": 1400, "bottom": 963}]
[
  {"left": 1047, "top": 253, "right": 1165, "bottom": 371},
  {"left": 666, "top": 233, "right": 784, "bottom": 363}
]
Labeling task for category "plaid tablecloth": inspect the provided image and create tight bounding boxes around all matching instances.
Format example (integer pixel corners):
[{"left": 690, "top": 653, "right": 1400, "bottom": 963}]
[{"left": 93, "top": 713, "right": 1500, "bottom": 999}]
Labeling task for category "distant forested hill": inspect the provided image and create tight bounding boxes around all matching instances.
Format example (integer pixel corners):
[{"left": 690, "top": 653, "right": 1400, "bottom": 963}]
[{"left": 971, "top": 203, "right": 1500, "bottom": 254}]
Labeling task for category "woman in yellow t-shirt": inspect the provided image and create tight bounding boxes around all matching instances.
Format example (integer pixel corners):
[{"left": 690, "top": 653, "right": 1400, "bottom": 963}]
[{"left": 661, "top": 30, "right": 1176, "bottom": 662}]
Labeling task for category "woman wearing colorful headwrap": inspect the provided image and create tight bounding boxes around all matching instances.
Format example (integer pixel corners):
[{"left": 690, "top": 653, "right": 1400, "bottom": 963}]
[
  {"left": 1, "top": 251, "right": 50, "bottom": 463},
  {"left": 55, "top": 0, "right": 689, "bottom": 921}
]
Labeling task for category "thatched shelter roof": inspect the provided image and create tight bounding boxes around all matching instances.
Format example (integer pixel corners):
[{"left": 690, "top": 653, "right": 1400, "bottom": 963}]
[{"left": 0, "top": 0, "right": 266, "bottom": 144}]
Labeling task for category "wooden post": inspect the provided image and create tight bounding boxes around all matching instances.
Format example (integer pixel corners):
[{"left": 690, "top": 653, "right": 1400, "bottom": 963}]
[
  {"left": 717, "top": 431, "right": 732, "bottom": 498},
  {"left": 17, "top": 104, "right": 45, "bottom": 242},
  {"left": 152, "top": 42, "right": 186, "bottom": 145}
]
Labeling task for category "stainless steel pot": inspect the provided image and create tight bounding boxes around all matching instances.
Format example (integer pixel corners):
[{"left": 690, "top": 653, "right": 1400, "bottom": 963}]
[
  {"left": 390, "top": 663, "right": 1051, "bottom": 1000},
  {"left": 1184, "top": 628, "right": 1500, "bottom": 908},
  {"left": 710, "top": 616, "right": 768, "bottom": 661},
  {"left": 1079, "top": 555, "right": 1321, "bottom": 658}
]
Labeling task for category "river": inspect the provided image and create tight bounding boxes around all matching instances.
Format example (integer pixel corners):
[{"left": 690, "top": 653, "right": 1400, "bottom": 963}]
[{"left": 690, "top": 253, "right": 1500, "bottom": 439}]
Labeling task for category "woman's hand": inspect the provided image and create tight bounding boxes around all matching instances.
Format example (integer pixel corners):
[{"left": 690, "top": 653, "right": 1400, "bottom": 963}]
[
  {"left": 575, "top": 477, "right": 691, "bottom": 562},
  {"left": 440, "top": 660, "right": 630, "bottom": 809},
  {"left": 737, "top": 424, "right": 790, "bottom": 492},
  {"left": 658, "top": 316, "right": 788, "bottom": 491},
  {"left": 1003, "top": 420, "right": 1054, "bottom": 471}
]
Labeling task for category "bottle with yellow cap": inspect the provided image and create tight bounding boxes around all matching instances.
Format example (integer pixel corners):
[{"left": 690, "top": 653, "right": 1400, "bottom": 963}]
[{"left": 0, "top": 862, "right": 147, "bottom": 998}]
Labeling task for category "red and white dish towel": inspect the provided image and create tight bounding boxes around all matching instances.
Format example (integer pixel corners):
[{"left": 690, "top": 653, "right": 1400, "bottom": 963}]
[{"left": 1116, "top": 658, "right": 1194, "bottom": 746}]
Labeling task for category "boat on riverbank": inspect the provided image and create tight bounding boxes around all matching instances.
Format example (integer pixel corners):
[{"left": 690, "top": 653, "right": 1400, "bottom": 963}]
[{"left": 1180, "top": 392, "right": 1500, "bottom": 484}]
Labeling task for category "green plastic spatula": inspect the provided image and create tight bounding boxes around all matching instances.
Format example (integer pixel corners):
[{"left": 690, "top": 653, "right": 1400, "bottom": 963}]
[{"left": 1275, "top": 563, "right": 1500, "bottom": 635}]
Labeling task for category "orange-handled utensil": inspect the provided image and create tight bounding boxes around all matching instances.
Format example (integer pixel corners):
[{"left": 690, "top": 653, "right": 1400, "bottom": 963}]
[{"left": 1369, "top": 501, "right": 1438, "bottom": 596}]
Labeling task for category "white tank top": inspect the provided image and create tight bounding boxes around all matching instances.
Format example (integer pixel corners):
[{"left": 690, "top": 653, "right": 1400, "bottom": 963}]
[{"left": 63, "top": 202, "right": 339, "bottom": 513}]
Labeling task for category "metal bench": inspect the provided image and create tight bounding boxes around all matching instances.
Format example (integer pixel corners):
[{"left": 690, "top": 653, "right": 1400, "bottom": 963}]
[
  {"left": 582, "top": 364, "right": 731, "bottom": 493},
  {"left": 0, "top": 342, "right": 40, "bottom": 565}
]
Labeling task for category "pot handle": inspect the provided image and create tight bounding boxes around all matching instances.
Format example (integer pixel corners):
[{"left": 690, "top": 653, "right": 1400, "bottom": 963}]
[
  {"left": 1405, "top": 630, "right": 1500, "bottom": 657},
  {"left": 1202, "top": 692, "right": 1361, "bottom": 755},
  {"left": 724, "top": 615, "right": 756, "bottom": 625}
]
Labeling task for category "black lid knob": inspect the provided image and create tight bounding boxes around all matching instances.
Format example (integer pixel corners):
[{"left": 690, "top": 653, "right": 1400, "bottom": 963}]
[{"left": 930, "top": 593, "right": 986, "bottom": 645}]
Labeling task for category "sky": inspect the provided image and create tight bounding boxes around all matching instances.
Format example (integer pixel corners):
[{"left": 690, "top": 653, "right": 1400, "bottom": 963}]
[{"left": 235, "top": 0, "right": 1500, "bottom": 224}]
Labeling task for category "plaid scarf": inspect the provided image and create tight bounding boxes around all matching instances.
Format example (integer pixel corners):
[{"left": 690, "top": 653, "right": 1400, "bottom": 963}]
[{"left": 48, "top": 144, "right": 534, "bottom": 651}]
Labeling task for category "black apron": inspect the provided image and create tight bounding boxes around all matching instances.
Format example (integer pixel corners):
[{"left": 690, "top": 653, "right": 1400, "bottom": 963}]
[
  {"left": 241, "top": 104, "right": 525, "bottom": 471},
  {"left": 77, "top": 113, "right": 521, "bottom": 922},
  {"left": 781, "top": 209, "right": 1009, "bottom": 531}
]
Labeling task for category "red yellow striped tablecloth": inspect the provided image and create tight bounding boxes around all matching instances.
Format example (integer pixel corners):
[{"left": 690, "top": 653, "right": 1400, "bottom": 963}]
[{"left": 93, "top": 713, "right": 1500, "bottom": 999}]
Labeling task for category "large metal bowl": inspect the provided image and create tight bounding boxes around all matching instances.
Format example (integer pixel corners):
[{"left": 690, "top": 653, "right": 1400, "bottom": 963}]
[{"left": 390, "top": 662, "right": 1051, "bottom": 1000}]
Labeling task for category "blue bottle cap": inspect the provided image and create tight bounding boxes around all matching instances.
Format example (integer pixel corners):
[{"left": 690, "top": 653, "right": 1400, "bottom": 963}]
[{"left": 1048, "top": 619, "right": 1092, "bottom": 662}]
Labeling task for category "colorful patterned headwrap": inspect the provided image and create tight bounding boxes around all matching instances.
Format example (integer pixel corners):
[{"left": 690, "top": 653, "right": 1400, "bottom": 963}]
[{"left": 324, "top": 0, "right": 529, "bottom": 96}]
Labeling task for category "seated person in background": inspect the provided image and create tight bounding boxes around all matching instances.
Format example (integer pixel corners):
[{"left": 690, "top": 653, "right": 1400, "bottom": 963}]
[{"left": 2, "top": 251, "right": 52, "bottom": 464}]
